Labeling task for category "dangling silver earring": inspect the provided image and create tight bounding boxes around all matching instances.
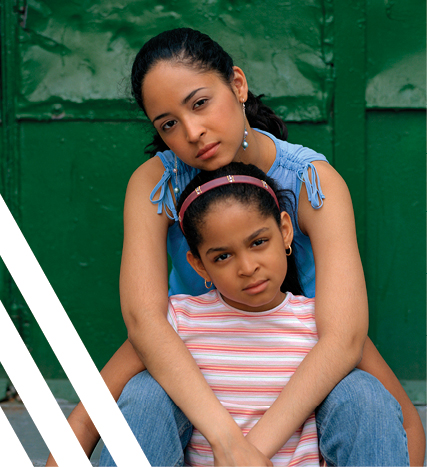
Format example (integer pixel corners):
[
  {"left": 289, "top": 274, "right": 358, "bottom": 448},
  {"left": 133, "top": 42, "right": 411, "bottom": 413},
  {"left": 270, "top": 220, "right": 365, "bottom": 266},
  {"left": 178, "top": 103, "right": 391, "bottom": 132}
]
[
  {"left": 242, "top": 103, "right": 249, "bottom": 150},
  {"left": 173, "top": 154, "right": 179, "bottom": 194}
]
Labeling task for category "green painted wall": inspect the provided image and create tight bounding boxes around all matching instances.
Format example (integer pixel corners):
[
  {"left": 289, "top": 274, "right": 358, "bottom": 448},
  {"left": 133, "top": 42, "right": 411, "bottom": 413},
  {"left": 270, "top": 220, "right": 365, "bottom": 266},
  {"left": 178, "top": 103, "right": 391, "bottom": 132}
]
[{"left": 0, "top": 0, "right": 425, "bottom": 403}]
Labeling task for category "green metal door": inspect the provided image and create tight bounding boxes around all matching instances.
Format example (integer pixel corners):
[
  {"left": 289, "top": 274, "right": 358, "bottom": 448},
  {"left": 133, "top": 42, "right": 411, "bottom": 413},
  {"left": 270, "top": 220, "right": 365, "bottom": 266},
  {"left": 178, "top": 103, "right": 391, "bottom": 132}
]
[{"left": 0, "top": 0, "right": 425, "bottom": 403}]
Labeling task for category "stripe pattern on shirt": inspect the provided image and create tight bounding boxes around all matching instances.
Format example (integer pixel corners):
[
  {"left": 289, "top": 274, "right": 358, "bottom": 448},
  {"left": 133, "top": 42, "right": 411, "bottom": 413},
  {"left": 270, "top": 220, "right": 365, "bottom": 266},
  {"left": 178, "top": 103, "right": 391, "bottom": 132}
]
[{"left": 167, "top": 290, "right": 319, "bottom": 466}]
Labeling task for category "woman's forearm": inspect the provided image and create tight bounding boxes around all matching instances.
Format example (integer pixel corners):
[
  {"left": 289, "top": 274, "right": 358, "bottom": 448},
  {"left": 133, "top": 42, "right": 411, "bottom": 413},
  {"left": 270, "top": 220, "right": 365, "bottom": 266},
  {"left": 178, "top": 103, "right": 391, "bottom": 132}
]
[
  {"left": 245, "top": 333, "right": 361, "bottom": 457},
  {"left": 120, "top": 162, "right": 247, "bottom": 457},
  {"left": 127, "top": 312, "right": 243, "bottom": 448},
  {"left": 45, "top": 403, "right": 100, "bottom": 465}
]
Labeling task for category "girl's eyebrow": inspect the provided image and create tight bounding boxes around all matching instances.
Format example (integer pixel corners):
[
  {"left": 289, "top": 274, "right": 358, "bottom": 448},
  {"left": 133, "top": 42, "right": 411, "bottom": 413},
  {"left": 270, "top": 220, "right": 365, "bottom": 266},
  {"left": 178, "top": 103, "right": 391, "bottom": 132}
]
[
  {"left": 205, "top": 227, "right": 269, "bottom": 256},
  {"left": 152, "top": 87, "right": 207, "bottom": 124},
  {"left": 245, "top": 227, "right": 269, "bottom": 243}
]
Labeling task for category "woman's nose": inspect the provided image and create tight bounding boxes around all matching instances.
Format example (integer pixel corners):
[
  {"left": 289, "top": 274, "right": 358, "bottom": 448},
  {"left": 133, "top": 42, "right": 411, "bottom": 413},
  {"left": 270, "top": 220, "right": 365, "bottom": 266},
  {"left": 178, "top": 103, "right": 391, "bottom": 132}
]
[{"left": 184, "top": 118, "right": 205, "bottom": 143}]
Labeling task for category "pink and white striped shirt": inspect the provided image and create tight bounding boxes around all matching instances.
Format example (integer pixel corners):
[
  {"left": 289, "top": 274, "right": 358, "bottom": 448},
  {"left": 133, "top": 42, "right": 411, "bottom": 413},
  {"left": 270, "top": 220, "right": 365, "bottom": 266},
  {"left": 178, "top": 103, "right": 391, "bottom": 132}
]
[{"left": 167, "top": 290, "right": 319, "bottom": 466}]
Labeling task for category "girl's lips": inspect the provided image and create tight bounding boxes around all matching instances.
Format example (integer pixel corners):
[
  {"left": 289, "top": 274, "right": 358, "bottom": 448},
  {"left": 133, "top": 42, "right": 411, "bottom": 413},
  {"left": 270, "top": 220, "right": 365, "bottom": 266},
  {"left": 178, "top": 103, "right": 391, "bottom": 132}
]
[
  {"left": 197, "top": 142, "right": 219, "bottom": 160},
  {"left": 243, "top": 280, "right": 269, "bottom": 295}
]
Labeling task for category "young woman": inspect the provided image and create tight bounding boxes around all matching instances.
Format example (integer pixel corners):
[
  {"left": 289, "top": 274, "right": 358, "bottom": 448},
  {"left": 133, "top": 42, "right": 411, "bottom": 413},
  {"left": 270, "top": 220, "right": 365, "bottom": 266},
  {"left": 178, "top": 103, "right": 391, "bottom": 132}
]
[{"left": 47, "top": 28, "right": 424, "bottom": 466}]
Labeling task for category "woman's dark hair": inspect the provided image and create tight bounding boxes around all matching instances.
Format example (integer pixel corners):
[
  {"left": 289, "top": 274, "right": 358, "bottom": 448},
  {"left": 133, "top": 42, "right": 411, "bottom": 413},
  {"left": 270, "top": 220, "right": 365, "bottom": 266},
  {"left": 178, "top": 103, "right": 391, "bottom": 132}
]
[
  {"left": 131, "top": 28, "right": 287, "bottom": 156},
  {"left": 176, "top": 162, "right": 303, "bottom": 296}
]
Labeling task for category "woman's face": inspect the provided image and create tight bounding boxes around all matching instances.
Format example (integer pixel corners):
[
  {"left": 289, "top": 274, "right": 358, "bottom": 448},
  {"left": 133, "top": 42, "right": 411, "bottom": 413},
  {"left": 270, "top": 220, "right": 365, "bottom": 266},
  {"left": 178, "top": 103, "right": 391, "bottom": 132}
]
[{"left": 142, "top": 61, "right": 248, "bottom": 171}]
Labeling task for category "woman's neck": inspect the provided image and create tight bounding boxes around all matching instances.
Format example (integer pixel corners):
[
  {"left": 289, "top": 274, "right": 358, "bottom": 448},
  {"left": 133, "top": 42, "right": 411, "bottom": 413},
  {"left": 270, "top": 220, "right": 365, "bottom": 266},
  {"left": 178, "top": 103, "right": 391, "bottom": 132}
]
[{"left": 236, "top": 128, "right": 276, "bottom": 174}]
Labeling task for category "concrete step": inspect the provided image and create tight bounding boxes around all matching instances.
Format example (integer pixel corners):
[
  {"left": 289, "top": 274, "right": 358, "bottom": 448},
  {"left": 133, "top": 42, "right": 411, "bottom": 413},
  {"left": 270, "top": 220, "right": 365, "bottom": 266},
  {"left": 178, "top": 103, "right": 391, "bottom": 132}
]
[{"left": 2, "top": 400, "right": 426, "bottom": 466}]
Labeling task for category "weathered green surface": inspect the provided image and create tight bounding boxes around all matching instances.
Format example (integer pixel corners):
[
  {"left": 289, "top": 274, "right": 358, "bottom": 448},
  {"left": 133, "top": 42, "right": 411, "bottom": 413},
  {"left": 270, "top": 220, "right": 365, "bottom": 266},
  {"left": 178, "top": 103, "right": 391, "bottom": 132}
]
[
  {"left": 365, "top": 110, "right": 426, "bottom": 380},
  {"left": 19, "top": 121, "right": 148, "bottom": 373},
  {"left": 18, "top": 0, "right": 333, "bottom": 122},
  {"left": 0, "top": 0, "right": 425, "bottom": 400},
  {"left": 366, "top": 0, "right": 426, "bottom": 108}
]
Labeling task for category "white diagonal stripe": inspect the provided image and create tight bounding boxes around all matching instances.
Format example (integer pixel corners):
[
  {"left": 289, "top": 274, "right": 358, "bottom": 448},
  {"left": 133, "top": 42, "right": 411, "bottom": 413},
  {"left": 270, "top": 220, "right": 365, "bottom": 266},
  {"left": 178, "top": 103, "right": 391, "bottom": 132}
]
[
  {"left": 0, "top": 406, "right": 34, "bottom": 467},
  {"left": 0, "top": 195, "right": 149, "bottom": 466},
  {"left": 0, "top": 303, "right": 92, "bottom": 466}
]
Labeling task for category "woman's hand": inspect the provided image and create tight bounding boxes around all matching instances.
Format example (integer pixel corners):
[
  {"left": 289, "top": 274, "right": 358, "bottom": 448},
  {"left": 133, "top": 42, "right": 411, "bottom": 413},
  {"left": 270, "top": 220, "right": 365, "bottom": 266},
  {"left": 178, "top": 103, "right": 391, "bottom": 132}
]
[{"left": 211, "top": 428, "right": 273, "bottom": 466}]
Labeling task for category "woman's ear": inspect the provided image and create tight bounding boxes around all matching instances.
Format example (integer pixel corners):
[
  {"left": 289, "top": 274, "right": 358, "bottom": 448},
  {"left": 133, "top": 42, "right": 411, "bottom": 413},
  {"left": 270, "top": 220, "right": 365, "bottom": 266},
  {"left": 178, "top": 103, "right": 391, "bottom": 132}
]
[
  {"left": 186, "top": 251, "right": 212, "bottom": 282},
  {"left": 231, "top": 66, "right": 248, "bottom": 102},
  {"left": 280, "top": 212, "right": 294, "bottom": 247}
]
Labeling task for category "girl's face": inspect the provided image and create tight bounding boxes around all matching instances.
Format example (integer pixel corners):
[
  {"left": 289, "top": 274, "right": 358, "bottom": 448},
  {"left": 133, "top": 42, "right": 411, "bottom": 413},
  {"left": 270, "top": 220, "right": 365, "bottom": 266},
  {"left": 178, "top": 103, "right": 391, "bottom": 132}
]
[
  {"left": 142, "top": 61, "right": 248, "bottom": 171},
  {"left": 187, "top": 201, "right": 293, "bottom": 312}
]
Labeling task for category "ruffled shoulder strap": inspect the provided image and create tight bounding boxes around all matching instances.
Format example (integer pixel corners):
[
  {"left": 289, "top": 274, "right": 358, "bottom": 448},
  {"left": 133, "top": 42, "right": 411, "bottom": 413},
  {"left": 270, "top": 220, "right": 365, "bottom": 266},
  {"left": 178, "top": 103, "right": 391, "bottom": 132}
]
[
  {"left": 297, "top": 162, "right": 325, "bottom": 209},
  {"left": 149, "top": 152, "right": 179, "bottom": 221}
]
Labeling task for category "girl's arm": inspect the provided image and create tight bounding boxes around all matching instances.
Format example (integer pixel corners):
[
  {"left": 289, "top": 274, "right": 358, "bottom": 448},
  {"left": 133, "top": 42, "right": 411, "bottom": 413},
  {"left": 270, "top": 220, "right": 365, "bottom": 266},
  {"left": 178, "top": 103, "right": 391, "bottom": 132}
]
[
  {"left": 46, "top": 340, "right": 145, "bottom": 465},
  {"left": 118, "top": 157, "right": 272, "bottom": 466},
  {"left": 246, "top": 161, "right": 369, "bottom": 454},
  {"left": 358, "top": 337, "right": 425, "bottom": 466}
]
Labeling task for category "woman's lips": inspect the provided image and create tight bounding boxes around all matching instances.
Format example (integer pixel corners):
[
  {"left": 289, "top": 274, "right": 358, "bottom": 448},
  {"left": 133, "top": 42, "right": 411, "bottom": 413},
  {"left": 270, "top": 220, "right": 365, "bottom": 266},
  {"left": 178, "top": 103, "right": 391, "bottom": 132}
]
[{"left": 197, "top": 142, "right": 219, "bottom": 160}]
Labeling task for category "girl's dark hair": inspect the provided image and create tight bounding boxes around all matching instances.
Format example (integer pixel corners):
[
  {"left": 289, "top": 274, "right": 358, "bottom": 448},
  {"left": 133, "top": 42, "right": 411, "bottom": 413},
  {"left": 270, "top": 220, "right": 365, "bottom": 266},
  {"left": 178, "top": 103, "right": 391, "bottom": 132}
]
[
  {"left": 176, "top": 162, "right": 302, "bottom": 296},
  {"left": 131, "top": 28, "right": 287, "bottom": 156}
]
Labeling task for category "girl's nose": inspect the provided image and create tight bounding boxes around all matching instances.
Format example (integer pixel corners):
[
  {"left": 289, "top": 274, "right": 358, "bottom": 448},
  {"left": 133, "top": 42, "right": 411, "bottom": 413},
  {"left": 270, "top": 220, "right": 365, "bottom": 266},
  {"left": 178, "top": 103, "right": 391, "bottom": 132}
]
[{"left": 238, "top": 256, "right": 259, "bottom": 277}]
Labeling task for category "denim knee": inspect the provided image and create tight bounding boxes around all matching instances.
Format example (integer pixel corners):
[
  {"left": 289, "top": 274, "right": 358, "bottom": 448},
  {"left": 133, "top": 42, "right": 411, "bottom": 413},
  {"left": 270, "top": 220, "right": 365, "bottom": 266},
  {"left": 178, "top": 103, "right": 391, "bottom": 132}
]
[
  {"left": 100, "top": 370, "right": 193, "bottom": 466},
  {"left": 319, "top": 369, "right": 402, "bottom": 420},
  {"left": 316, "top": 369, "right": 409, "bottom": 466}
]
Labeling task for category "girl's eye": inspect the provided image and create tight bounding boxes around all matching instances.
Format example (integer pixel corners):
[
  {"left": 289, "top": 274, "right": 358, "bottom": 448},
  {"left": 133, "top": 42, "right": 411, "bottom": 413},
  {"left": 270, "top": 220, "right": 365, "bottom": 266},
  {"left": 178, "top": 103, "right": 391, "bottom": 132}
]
[
  {"left": 162, "top": 119, "right": 177, "bottom": 131},
  {"left": 194, "top": 99, "right": 207, "bottom": 109},
  {"left": 252, "top": 238, "right": 267, "bottom": 247},
  {"left": 215, "top": 253, "right": 230, "bottom": 262}
]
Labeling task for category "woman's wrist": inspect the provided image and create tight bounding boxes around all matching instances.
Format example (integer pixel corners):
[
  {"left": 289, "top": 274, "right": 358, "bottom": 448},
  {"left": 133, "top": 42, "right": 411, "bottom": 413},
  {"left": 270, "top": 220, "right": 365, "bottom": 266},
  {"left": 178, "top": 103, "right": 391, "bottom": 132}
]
[{"left": 205, "top": 414, "right": 245, "bottom": 452}]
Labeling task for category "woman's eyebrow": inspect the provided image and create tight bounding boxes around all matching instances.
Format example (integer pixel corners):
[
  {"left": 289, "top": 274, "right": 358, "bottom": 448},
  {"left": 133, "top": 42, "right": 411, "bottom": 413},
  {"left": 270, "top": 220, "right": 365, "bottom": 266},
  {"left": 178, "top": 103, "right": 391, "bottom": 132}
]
[
  {"left": 152, "top": 87, "right": 207, "bottom": 124},
  {"left": 182, "top": 87, "right": 207, "bottom": 104},
  {"left": 152, "top": 112, "right": 168, "bottom": 124}
]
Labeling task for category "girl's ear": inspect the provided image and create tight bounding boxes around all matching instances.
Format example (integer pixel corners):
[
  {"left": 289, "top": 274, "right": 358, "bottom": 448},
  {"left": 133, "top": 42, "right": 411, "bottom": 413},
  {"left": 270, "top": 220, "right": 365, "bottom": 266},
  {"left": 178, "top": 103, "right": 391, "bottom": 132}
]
[
  {"left": 280, "top": 212, "right": 294, "bottom": 247},
  {"left": 231, "top": 66, "right": 248, "bottom": 102},
  {"left": 186, "top": 251, "right": 212, "bottom": 282}
]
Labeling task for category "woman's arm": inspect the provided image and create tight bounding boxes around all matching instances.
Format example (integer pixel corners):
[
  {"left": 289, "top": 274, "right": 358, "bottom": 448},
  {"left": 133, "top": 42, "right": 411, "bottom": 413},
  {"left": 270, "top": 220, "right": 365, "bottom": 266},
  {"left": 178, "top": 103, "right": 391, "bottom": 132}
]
[
  {"left": 246, "top": 161, "right": 369, "bottom": 455},
  {"left": 46, "top": 340, "right": 145, "bottom": 465},
  {"left": 118, "top": 158, "right": 272, "bottom": 466},
  {"left": 358, "top": 337, "right": 425, "bottom": 466}
]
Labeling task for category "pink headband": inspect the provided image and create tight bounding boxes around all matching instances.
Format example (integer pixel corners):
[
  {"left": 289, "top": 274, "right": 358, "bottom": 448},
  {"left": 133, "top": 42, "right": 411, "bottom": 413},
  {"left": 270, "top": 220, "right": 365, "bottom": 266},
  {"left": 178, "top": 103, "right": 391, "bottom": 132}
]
[{"left": 178, "top": 175, "right": 280, "bottom": 232}]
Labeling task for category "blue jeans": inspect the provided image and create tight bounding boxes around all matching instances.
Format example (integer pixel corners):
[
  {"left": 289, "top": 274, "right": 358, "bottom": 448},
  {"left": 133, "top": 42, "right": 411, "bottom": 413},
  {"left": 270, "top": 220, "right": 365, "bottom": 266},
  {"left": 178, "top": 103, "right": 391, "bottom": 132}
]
[{"left": 99, "top": 369, "right": 409, "bottom": 466}]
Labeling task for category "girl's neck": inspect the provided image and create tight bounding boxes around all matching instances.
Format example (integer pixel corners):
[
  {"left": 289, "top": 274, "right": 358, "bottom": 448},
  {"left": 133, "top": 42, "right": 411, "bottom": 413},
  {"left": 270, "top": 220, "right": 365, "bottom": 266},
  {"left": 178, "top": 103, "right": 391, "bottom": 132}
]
[{"left": 235, "top": 128, "right": 276, "bottom": 174}]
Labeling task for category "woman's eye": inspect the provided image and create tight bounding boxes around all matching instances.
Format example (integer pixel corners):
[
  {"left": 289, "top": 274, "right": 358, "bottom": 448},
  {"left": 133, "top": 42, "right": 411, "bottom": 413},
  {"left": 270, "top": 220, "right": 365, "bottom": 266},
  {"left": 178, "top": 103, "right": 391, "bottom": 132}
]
[
  {"left": 215, "top": 253, "right": 230, "bottom": 262},
  {"left": 162, "top": 120, "right": 176, "bottom": 130},
  {"left": 194, "top": 99, "right": 207, "bottom": 109}
]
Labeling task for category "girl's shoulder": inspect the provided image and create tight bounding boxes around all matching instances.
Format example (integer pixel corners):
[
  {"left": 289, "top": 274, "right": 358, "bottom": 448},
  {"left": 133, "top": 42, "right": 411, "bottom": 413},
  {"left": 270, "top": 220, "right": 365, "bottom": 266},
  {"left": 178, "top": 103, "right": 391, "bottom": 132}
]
[
  {"left": 284, "top": 293, "right": 317, "bottom": 332},
  {"left": 169, "top": 290, "right": 219, "bottom": 309}
]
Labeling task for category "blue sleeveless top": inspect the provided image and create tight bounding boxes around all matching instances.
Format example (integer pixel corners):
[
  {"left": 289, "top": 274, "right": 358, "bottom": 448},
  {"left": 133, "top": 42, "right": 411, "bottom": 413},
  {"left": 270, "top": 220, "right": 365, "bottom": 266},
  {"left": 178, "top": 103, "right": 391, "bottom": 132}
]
[{"left": 149, "top": 129, "right": 328, "bottom": 298}]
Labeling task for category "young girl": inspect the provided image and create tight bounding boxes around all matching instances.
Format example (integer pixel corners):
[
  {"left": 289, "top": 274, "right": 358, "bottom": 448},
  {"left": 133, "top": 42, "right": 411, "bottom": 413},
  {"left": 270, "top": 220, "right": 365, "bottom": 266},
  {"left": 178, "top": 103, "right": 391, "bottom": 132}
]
[
  {"left": 48, "top": 28, "right": 424, "bottom": 466},
  {"left": 161, "top": 162, "right": 319, "bottom": 466}
]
